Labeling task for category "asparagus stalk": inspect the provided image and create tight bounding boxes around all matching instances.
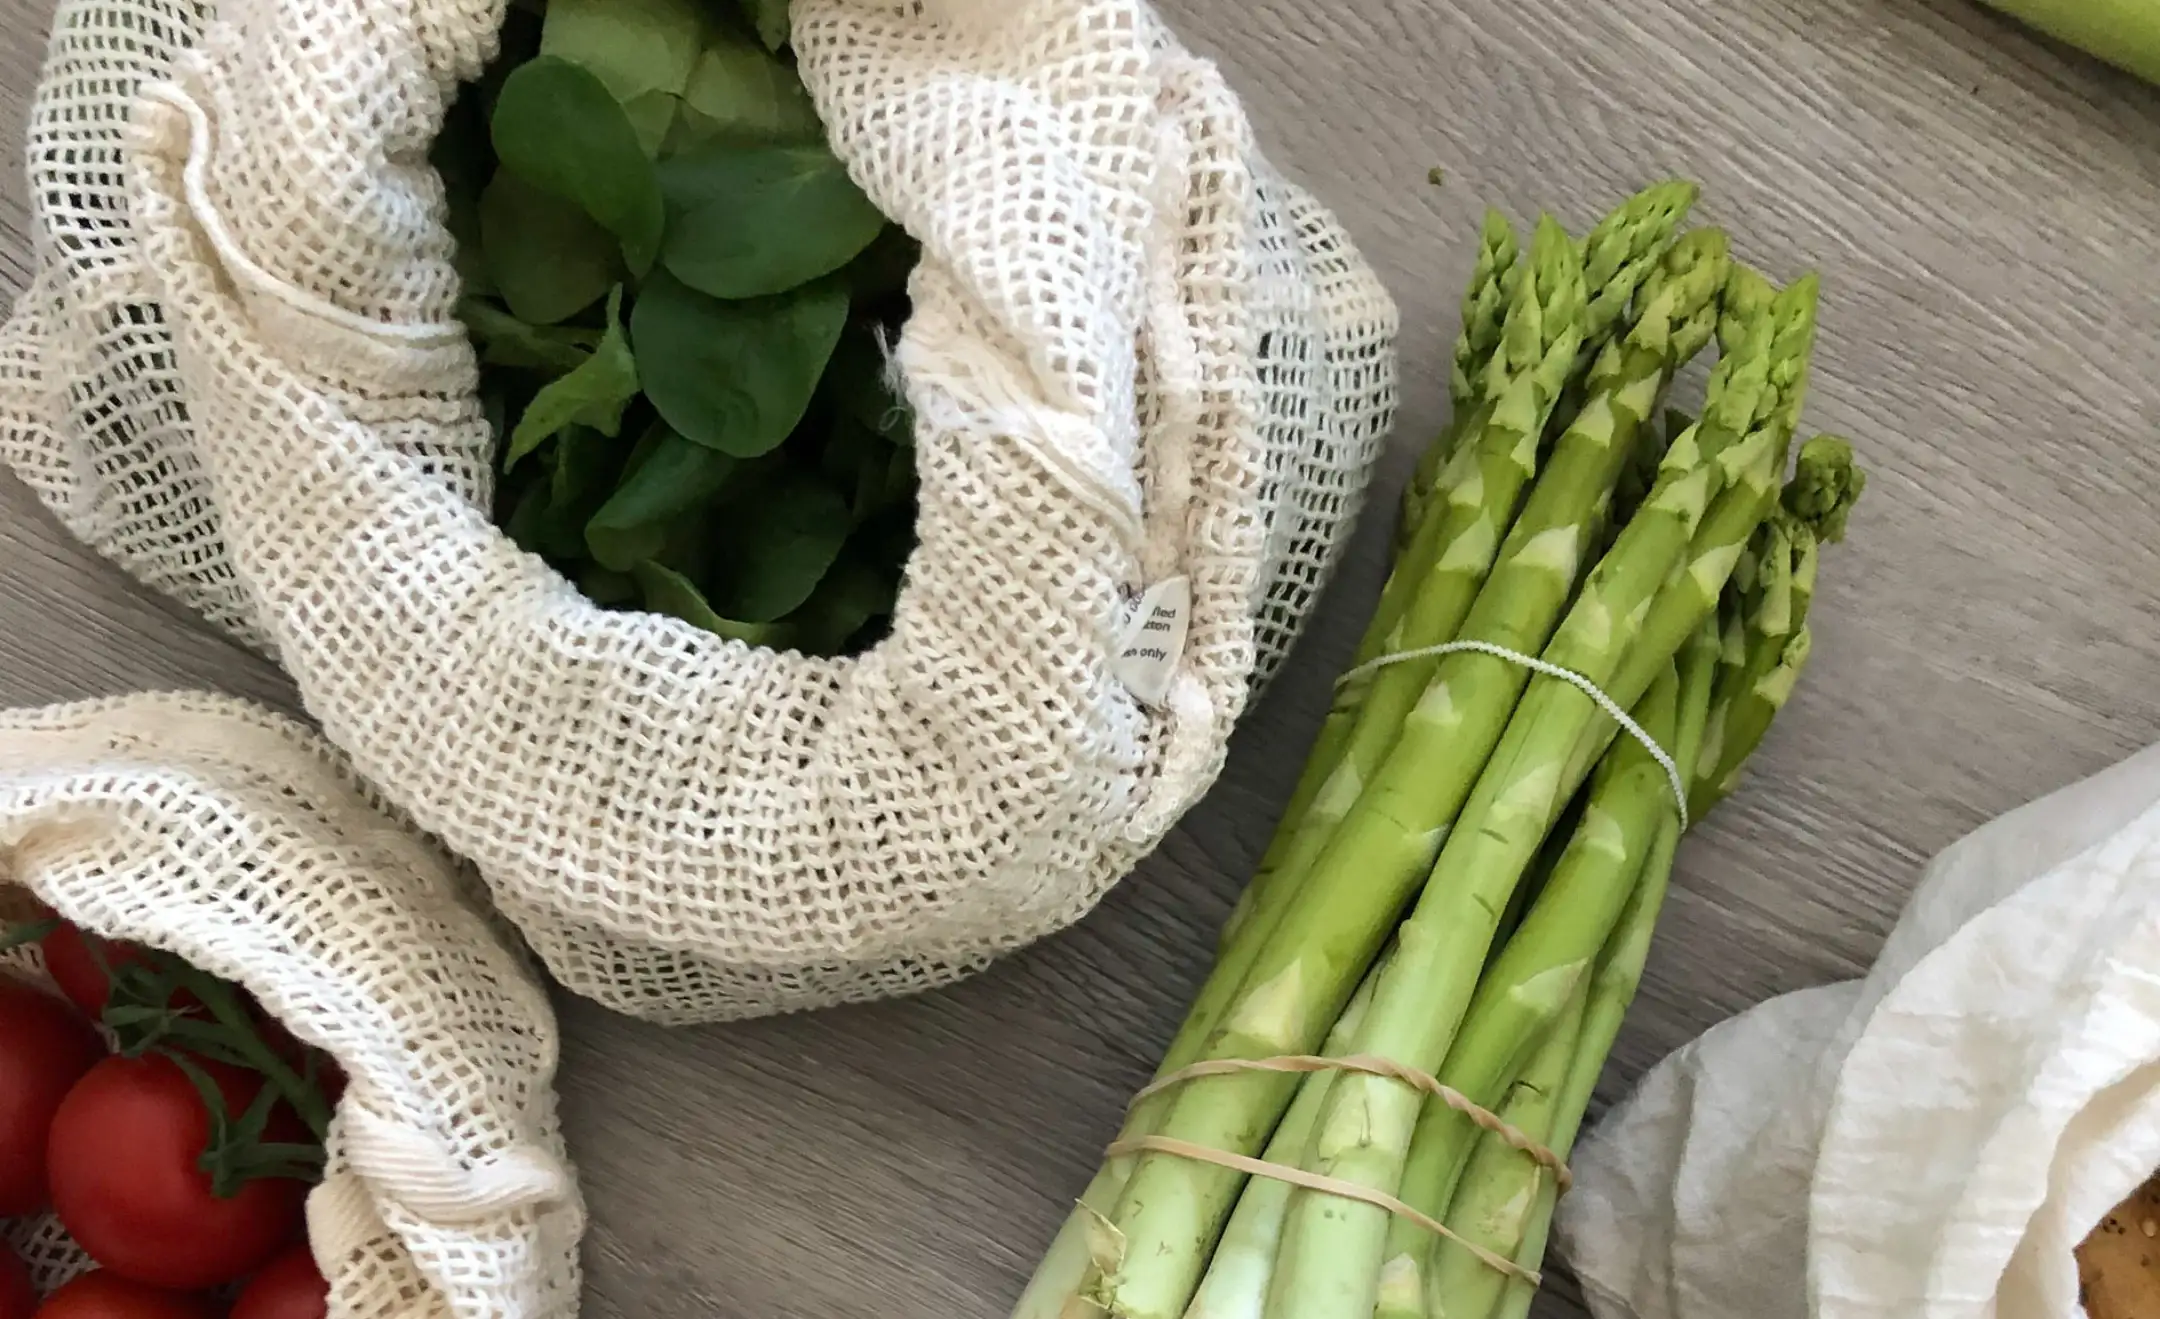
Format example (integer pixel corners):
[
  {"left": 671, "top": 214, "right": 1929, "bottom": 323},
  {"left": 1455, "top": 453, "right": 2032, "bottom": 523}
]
[
  {"left": 1227, "top": 217, "right": 1589, "bottom": 952},
  {"left": 1420, "top": 989, "right": 1592, "bottom": 1319},
  {"left": 1080, "top": 219, "right": 1591, "bottom": 1319},
  {"left": 1691, "top": 433, "right": 1863, "bottom": 812},
  {"left": 1499, "top": 457, "right": 1863, "bottom": 1314},
  {"left": 1257, "top": 276, "right": 1802, "bottom": 1319},
  {"left": 1555, "top": 278, "right": 1830, "bottom": 802},
  {"left": 1184, "top": 962, "right": 1386, "bottom": 1319},
  {"left": 1692, "top": 516, "right": 1800, "bottom": 815},
  {"left": 1376, "top": 664, "right": 1685, "bottom": 1310},
  {"left": 1482, "top": 617, "right": 1720, "bottom": 1319},
  {"left": 1401, "top": 212, "right": 1520, "bottom": 543}
]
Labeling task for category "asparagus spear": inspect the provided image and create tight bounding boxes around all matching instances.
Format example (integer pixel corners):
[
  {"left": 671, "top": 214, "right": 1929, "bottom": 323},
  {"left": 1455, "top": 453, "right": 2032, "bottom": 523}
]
[
  {"left": 1483, "top": 616, "right": 1720, "bottom": 1319},
  {"left": 1691, "top": 434, "right": 1864, "bottom": 812},
  {"left": 1420, "top": 989, "right": 1592, "bottom": 1319},
  {"left": 1494, "top": 460, "right": 1862, "bottom": 1318},
  {"left": 1401, "top": 212, "right": 1520, "bottom": 543},
  {"left": 1258, "top": 278, "right": 1803, "bottom": 1319},
  {"left": 1376, "top": 665, "right": 1685, "bottom": 1310},
  {"left": 1184, "top": 962, "right": 1386, "bottom": 1319},
  {"left": 1692, "top": 515, "right": 1799, "bottom": 814},
  {"left": 1555, "top": 280, "right": 1832, "bottom": 802}
]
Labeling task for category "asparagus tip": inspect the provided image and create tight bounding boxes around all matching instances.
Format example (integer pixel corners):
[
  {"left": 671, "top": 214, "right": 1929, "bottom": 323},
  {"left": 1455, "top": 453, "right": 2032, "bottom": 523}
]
[{"left": 1783, "top": 434, "right": 1866, "bottom": 542}]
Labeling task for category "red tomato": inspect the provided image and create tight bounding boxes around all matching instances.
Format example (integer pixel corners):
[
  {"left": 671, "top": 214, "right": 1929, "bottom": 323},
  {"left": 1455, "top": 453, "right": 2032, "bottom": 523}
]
[
  {"left": 0, "top": 980, "right": 104, "bottom": 1214},
  {"left": 0, "top": 1249, "right": 35, "bottom": 1319},
  {"left": 230, "top": 1245, "right": 327, "bottom": 1319},
  {"left": 37, "top": 926, "right": 190, "bottom": 1022},
  {"left": 30, "top": 1271, "right": 211, "bottom": 1319},
  {"left": 47, "top": 1055, "right": 309, "bottom": 1290}
]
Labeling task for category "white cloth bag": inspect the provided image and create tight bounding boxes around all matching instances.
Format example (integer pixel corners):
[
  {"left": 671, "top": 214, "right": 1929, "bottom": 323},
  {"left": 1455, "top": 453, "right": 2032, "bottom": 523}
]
[
  {"left": 0, "top": 0, "right": 1398, "bottom": 1024},
  {"left": 0, "top": 693, "right": 583, "bottom": 1319},
  {"left": 1557, "top": 741, "right": 2160, "bottom": 1319}
]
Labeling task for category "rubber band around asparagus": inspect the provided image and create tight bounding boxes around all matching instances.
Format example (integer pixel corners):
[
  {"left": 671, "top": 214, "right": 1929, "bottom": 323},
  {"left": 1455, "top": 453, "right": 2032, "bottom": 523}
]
[{"left": 1105, "top": 1051, "right": 1573, "bottom": 1285}]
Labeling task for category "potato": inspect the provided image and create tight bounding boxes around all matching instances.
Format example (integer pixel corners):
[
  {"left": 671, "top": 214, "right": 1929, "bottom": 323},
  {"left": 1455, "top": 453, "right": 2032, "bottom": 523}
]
[{"left": 2078, "top": 1169, "right": 2160, "bottom": 1319}]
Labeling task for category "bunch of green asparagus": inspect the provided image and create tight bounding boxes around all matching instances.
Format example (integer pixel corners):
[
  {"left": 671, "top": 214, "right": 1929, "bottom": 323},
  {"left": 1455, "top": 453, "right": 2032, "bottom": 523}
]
[{"left": 1011, "top": 182, "right": 1867, "bottom": 1319}]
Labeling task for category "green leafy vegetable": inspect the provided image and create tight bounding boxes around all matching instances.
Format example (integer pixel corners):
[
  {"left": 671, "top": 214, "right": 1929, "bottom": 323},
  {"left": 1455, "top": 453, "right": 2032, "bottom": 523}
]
[
  {"left": 540, "top": 0, "right": 704, "bottom": 153},
  {"left": 739, "top": 0, "right": 791, "bottom": 52},
  {"left": 491, "top": 56, "right": 667, "bottom": 273},
  {"left": 479, "top": 170, "right": 618, "bottom": 324},
  {"left": 658, "top": 142, "right": 887, "bottom": 298},
  {"left": 586, "top": 423, "right": 742, "bottom": 569},
  {"left": 634, "top": 560, "right": 787, "bottom": 645},
  {"left": 460, "top": 298, "right": 601, "bottom": 372},
  {"left": 578, "top": 563, "right": 640, "bottom": 606},
  {"left": 674, "top": 29, "right": 824, "bottom": 147},
  {"left": 505, "top": 288, "right": 639, "bottom": 469},
  {"left": 824, "top": 327, "right": 913, "bottom": 444},
  {"left": 794, "top": 550, "right": 897, "bottom": 655},
  {"left": 450, "top": 0, "right": 915, "bottom": 658},
  {"left": 631, "top": 271, "right": 848, "bottom": 457},
  {"left": 709, "top": 471, "right": 851, "bottom": 621},
  {"left": 544, "top": 425, "right": 631, "bottom": 558},
  {"left": 843, "top": 225, "right": 921, "bottom": 305}
]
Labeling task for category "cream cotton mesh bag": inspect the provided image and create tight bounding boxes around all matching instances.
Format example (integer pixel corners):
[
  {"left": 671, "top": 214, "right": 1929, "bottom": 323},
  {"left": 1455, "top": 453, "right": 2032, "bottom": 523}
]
[
  {"left": 0, "top": 692, "right": 583, "bottom": 1318},
  {"left": 0, "top": 0, "right": 1399, "bottom": 1023}
]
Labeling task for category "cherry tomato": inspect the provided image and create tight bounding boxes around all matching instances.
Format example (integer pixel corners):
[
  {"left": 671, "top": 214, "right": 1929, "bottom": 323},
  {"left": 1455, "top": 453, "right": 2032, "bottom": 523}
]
[
  {"left": 37, "top": 926, "right": 194, "bottom": 1022},
  {"left": 230, "top": 1245, "right": 327, "bottom": 1319},
  {"left": 0, "top": 980, "right": 104, "bottom": 1214},
  {"left": 30, "top": 1271, "right": 211, "bottom": 1319},
  {"left": 0, "top": 1249, "right": 35, "bottom": 1319},
  {"left": 48, "top": 1055, "right": 309, "bottom": 1290}
]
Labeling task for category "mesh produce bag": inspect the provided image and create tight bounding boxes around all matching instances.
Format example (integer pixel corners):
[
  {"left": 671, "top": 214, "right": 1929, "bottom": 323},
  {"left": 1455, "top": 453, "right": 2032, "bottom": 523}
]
[
  {"left": 0, "top": 0, "right": 1399, "bottom": 1022},
  {"left": 0, "top": 692, "right": 582, "bottom": 1318}
]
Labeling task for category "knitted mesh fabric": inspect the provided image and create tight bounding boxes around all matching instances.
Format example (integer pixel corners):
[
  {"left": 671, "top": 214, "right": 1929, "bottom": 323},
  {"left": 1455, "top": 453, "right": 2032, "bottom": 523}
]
[
  {"left": 0, "top": 693, "right": 580, "bottom": 1317},
  {"left": 0, "top": 0, "right": 1398, "bottom": 1023}
]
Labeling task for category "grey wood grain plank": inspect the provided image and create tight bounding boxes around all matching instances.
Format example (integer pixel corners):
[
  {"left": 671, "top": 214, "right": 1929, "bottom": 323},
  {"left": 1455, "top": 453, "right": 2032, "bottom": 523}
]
[{"left": 2, "top": 0, "right": 2159, "bottom": 1316}]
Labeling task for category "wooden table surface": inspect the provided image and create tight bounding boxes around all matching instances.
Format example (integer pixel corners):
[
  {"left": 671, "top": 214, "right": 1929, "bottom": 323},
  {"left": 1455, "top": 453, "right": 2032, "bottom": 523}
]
[{"left": 4, "top": 1, "right": 2159, "bottom": 1315}]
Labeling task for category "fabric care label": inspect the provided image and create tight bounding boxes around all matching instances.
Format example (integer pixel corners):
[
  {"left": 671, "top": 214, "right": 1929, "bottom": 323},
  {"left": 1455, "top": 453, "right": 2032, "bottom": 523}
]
[{"left": 1113, "top": 576, "right": 1192, "bottom": 708}]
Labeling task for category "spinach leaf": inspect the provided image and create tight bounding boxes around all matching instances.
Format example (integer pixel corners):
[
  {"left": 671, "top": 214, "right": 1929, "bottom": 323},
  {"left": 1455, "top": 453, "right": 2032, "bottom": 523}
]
[
  {"left": 586, "top": 422, "right": 742, "bottom": 570},
  {"left": 671, "top": 31, "right": 824, "bottom": 148},
  {"left": 634, "top": 560, "right": 787, "bottom": 645},
  {"left": 710, "top": 470, "right": 850, "bottom": 622},
  {"left": 658, "top": 141, "right": 886, "bottom": 298},
  {"left": 492, "top": 56, "right": 667, "bottom": 273},
  {"left": 540, "top": 0, "right": 705, "bottom": 154},
  {"left": 823, "top": 326, "right": 913, "bottom": 445},
  {"left": 820, "top": 415, "right": 883, "bottom": 502},
  {"left": 578, "top": 563, "right": 639, "bottom": 606},
  {"left": 460, "top": 298, "right": 601, "bottom": 372},
  {"left": 843, "top": 226, "right": 920, "bottom": 306},
  {"left": 505, "top": 288, "right": 639, "bottom": 469},
  {"left": 794, "top": 549, "right": 897, "bottom": 656},
  {"left": 630, "top": 270, "right": 847, "bottom": 457},
  {"left": 544, "top": 424, "right": 629, "bottom": 559},
  {"left": 505, "top": 475, "right": 555, "bottom": 557},
  {"left": 480, "top": 170, "right": 618, "bottom": 325},
  {"left": 738, "top": 0, "right": 790, "bottom": 52}
]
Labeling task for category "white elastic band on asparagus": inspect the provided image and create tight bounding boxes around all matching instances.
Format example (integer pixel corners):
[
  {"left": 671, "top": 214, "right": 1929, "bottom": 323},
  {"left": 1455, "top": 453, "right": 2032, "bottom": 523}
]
[{"left": 1334, "top": 640, "right": 1690, "bottom": 833}]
